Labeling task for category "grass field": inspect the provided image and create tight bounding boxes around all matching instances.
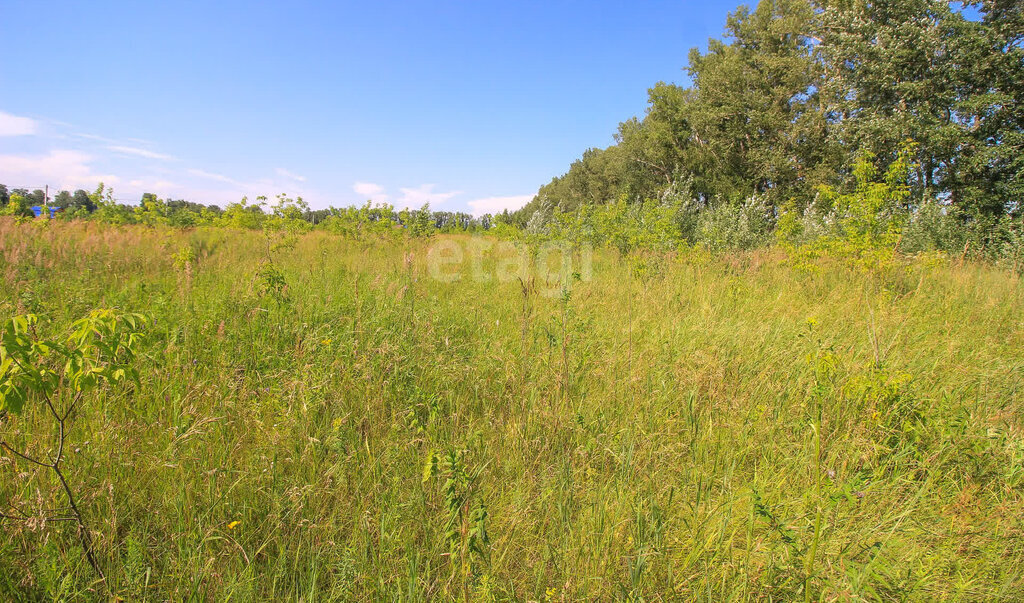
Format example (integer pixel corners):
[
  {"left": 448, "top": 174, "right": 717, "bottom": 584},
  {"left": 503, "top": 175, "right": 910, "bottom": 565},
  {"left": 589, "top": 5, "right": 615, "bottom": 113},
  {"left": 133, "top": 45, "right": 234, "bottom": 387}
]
[{"left": 1, "top": 218, "right": 1022, "bottom": 601}]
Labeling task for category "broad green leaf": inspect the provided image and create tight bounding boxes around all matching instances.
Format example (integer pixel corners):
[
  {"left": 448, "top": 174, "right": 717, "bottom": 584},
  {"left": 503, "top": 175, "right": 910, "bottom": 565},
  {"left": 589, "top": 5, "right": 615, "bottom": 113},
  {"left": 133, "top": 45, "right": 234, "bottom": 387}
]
[{"left": 0, "top": 382, "right": 26, "bottom": 414}]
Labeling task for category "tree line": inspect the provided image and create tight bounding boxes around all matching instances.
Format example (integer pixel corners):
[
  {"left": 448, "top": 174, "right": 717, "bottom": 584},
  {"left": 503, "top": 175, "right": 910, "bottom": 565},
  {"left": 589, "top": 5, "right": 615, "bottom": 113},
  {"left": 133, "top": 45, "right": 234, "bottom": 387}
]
[
  {"left": 2, "top": 0, "right": 1020, "bottom": 260},
  {"left": 0, "top": 184, "right": 507, "bottom": 233},
  {"left": 514, "top": 0, "right": 1022, "bottom": 238}
]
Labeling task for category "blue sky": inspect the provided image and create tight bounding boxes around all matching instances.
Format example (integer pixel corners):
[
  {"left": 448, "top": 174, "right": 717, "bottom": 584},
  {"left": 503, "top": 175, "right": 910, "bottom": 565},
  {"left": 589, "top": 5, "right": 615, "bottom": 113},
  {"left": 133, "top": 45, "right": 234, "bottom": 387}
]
[{"left": 0, "top": 1, "right": 734, "bottom": 214}]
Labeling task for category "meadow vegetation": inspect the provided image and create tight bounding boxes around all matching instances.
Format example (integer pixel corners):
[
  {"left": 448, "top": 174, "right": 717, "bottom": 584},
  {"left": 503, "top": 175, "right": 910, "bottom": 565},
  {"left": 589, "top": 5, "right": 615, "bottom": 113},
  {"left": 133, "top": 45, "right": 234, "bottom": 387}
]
[
  {"left": 0, "top": 208, "right": 1021, "bottom": 600},
  {"left": 1, "top": 0, "right": 1022, "bottom": 599}
]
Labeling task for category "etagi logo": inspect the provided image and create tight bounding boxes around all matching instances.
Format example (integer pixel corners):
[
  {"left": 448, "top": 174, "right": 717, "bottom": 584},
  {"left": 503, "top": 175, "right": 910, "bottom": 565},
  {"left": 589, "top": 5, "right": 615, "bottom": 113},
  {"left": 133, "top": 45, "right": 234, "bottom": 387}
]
[{"left": 426, "top": 238, "right": 593, "bottom": 296}]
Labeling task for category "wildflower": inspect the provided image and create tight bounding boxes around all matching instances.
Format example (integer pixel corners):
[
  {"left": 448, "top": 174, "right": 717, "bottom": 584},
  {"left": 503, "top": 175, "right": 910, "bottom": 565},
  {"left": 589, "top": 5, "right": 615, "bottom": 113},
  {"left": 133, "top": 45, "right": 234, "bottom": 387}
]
[{"left": 227, "top": 520, "right": 241, "bottom": 530}]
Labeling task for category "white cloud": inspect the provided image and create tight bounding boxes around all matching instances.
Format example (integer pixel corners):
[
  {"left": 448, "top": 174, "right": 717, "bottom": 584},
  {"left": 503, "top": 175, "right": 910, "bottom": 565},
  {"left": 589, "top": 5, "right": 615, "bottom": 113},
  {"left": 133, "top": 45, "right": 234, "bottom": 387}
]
[
  {"left": 397, "top": 184, "right": 461, "bottom": 209},
  {"left": 276, "top": 168, "right": 306, "bottom": 182},
  {"left": 187, "top": 168, "right": 242, "bottom": 186},
  {"left": 353, "top": 181, "right": 386, "bottom": 198},
  {"left": 178, "top": 168, "right": 320, "bottom": 207},
  {"left": 466, "top": 194, "right": 533, "bottom": 217},
  {"left": 74, "top": 133, "right": 157, "bottom": 147},
  {"left": 0, "top": 149, "right": 119, "bottom": 190},
  {"left": 128, "top": 179, "right": 177, "bottom": 190},
  {"left": 0, "top": 115, "right": 318, "bottom": 206},
  {"left": 73, "top": 133, "right": 118, "bottom": 144},
  {"left": 0, "top": 111, "right": 37, "bottom": 136},
  {"left": 107, "top": 145, "right": 175, "bottom": 161}
]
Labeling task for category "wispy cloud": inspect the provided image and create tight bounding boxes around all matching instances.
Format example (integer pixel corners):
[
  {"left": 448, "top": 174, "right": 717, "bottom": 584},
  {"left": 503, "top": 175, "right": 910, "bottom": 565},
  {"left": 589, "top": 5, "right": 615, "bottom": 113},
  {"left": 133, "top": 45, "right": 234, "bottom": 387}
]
[
  {"left": 0, "top": 114, "right": 319, "bottom": 206},
  {"left": 397, "top": 184, "right": 461, "bottom": 209},
  {"left": 350, "top": 182, "right": 462, "bottom": 209},
  {"left": 0, "top": 149, "right": 120, "bottom": 190},
  {"left": 187, "top": 168, "right": 242, "bottom": 186},
  {"left": 0, "top": 111, "right": 37, "bottom": 136},
  {"left": 1, "top": 111, "right": 496, "bottom": 212},
  {"left": 276, "top": 168, "right": 306, "bottom": 182},
  {"left": 72, "top": 132, "right": 119, "bottom": 144},
  {"left": 129, "top": 178, "right": 177, "bottom": 190},
  {"left": 466, "top": 194, "right": 533, "bottom": 217},
  {"left": 108, "top": 145, "right": 175, "bottom": 161},
  {"left": 181, "top": 168, "right": 317, "bottom": 206}
]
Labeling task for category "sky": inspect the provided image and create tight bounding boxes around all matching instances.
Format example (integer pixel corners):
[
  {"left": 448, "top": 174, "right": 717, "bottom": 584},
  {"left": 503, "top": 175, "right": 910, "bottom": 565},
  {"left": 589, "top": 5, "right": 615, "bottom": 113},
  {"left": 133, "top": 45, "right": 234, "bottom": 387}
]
[{"left": 0, "top": 1, "right": 736, "bottom": 215}]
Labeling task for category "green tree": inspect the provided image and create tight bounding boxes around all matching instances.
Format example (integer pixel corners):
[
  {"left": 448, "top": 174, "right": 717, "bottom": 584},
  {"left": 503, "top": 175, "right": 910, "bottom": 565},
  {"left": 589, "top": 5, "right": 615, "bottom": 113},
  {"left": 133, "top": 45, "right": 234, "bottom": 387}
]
[
  {"left": 71, "top": 189, "right": 95, "bottom": 212},
  {"left": 521, "top": 0, "right": 827, "bottom": 218},
  {"left": 681, "top": 0, "right": 827, "bottom": 204},
  {"left": 817, "top": 0, "right": 1023, "bottom": 217},
  {"left": 2, "top": 193, "right": 34, "bottom": 218},
  {"left": 53, "top": 190, "right": 72, "bottom": 208}
]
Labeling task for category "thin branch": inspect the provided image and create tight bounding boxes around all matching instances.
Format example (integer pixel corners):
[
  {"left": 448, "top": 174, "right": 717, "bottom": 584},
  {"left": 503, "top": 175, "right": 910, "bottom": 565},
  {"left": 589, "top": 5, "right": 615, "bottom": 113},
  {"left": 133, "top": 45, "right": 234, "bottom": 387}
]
[
  {"left": 41, "top": 389, "right": 62, "bottom": 426},
  {"left": 62, "top": 390, "right": 84, "bottom": 422},
  {"left": 52, "top": 463, "right": 105, "bottom": 581},
  {"left": 7, "top": 503, "right": 74, "bottom": 517},
  {"left": 1, "top": 440, "right": 51, "bottom": 468},
  {"left": 0, "top": 505, "right": 31, "bottom": 519},
  {"left": 54, "top": 413, "right": 65, "bottom": 467},
  {"left": 0, "top": 513, "right": 77, "bottom": 523}
]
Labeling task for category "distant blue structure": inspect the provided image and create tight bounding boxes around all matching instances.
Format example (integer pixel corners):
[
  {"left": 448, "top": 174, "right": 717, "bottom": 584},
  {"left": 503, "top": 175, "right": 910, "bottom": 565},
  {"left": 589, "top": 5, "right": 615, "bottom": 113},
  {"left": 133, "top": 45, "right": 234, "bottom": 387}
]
[{"left": 30, "top": 206, "right": 61, "bottom": 219}]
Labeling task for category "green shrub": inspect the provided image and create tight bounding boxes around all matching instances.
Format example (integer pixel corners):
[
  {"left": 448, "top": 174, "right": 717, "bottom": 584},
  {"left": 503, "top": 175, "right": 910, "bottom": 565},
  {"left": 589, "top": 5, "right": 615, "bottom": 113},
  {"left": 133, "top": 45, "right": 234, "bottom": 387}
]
[{"left": 696, "top": 194, "right": 774, "bottom": 251}]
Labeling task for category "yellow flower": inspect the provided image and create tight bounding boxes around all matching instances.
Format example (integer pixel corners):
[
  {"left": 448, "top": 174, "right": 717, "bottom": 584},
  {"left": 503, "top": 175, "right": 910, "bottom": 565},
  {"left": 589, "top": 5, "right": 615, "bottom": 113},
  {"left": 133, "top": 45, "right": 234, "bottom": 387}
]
[{"left": 227, "top": 520, "right": 241, "bottom": 530}]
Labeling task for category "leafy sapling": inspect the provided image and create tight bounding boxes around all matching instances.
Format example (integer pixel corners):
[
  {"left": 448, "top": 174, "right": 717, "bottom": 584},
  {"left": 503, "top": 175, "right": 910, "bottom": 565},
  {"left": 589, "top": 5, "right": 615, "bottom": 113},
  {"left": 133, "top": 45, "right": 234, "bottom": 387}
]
[
  {"left": 0, "top": 310, "right": 148, "bottom": 580},
  {"left": 422, "top": 448, "right": 491, "bottom": 594}
]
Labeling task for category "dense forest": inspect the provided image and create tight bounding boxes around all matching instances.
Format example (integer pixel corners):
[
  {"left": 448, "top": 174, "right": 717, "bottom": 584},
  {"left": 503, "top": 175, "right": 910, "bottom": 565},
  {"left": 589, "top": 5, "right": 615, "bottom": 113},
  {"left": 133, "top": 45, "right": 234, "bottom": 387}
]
[{"left": 514, "top": 0, "right": 1022, "bottom": 240}]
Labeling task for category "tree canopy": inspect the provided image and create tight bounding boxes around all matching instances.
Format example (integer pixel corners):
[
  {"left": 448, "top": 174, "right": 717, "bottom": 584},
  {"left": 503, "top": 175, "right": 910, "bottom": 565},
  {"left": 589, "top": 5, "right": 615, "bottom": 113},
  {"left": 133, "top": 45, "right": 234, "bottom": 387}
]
[{"left": 521, "top": 0, "right": 1023, "bottom": 222}]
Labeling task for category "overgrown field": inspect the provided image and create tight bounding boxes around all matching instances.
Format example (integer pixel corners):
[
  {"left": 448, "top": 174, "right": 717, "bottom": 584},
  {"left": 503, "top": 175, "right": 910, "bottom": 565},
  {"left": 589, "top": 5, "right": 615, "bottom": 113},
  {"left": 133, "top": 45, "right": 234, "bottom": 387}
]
[{"left": 1, "top": 219, "right": 1022, "bottom": 601}]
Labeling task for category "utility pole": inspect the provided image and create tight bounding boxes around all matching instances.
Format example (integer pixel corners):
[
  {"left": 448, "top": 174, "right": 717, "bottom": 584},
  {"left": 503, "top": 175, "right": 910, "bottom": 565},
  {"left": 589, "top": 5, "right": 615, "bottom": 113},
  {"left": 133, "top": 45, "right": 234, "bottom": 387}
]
[{"left": 44, "top": 185, "right": 49, "bottom": 205}]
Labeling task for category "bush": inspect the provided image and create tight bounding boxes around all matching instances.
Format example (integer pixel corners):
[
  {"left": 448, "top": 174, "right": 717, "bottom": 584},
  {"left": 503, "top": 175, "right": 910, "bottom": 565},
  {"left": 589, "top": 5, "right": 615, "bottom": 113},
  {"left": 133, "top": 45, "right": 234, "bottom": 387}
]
[
  {"left": 1, "top": 194, "right": 34, "bottom": 218},
  {"left": 899, "top": 199, "right": 966, "bottom": 255},
  {"left": 995, "top": 217, "right": 1024, "bottom": 274},
  {"left": 696, "top": 194, "right": 775, "bottom": 251}
]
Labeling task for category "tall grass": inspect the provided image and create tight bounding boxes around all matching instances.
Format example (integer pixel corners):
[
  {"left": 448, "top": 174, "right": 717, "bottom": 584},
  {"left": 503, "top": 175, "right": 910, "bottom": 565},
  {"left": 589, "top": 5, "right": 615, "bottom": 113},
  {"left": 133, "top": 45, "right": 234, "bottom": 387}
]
[{"left": 1, "top": 218, "right": 1021, "bottom": 600}]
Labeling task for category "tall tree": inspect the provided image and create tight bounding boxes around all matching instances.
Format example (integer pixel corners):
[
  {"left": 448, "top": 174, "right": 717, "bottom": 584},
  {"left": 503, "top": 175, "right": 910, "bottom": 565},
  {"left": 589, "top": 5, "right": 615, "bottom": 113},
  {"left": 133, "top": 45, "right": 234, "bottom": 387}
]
[
  {"left": 817, "top": 0, "right": 1023, "bottom": 216},
  {"left": 681, "top": 0, "right": 827, "bottom": 204},
  {"left": 522, "top": 0, "right": 826, "bottom": 217}
]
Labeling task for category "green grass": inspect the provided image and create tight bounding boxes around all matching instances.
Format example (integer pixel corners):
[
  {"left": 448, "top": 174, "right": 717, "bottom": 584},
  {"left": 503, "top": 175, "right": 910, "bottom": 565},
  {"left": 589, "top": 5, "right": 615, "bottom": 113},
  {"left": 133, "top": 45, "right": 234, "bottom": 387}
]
[{"left": 1, "top": 218, "right": 1022, "bottom": 600}]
